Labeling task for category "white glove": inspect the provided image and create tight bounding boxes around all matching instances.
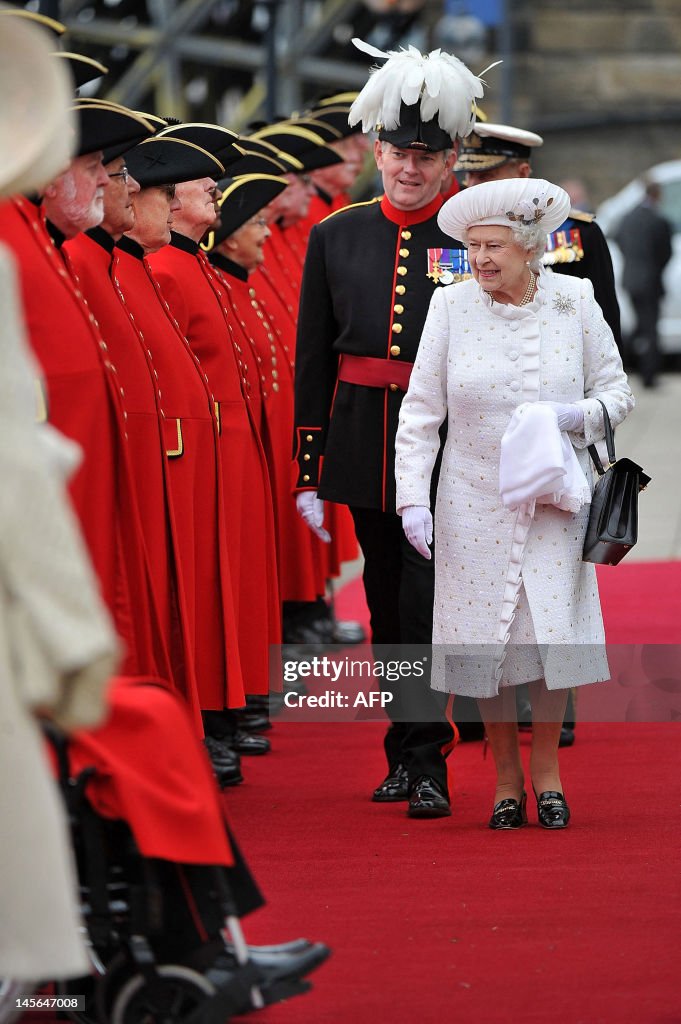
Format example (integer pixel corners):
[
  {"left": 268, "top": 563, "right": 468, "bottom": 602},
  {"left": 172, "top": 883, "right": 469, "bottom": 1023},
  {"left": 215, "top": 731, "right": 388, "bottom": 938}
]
[
  {"left": 542, "top": 401, "right": 584, "bottom": 432},
  {"left": 401, "top": 505, "right": 433, "bottom": 560},
  {"left": 296, "top": 490, "right": 331, "bottom": 543}
]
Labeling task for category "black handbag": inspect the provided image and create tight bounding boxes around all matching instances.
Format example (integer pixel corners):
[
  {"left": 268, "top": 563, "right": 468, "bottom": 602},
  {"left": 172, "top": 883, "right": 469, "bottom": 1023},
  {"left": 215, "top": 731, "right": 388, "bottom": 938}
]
[{"left": 582, "top": 399, "right": 651, "bottom": 566}]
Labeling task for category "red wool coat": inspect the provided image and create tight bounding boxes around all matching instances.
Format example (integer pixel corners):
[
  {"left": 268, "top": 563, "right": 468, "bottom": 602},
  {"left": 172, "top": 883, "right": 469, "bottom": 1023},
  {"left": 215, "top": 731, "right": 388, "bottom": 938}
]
[
  {"left": 148, "top": 234, "right": 279, "bottom": 696},
  {"left": 113, "top": 236, "right": 246, "bottom": 711},
  {"left": 212, "top": 253, "right": 326, "bottom": 602},
  {"left": 0, "top": 198, "right": 166, "bottom": 680}
]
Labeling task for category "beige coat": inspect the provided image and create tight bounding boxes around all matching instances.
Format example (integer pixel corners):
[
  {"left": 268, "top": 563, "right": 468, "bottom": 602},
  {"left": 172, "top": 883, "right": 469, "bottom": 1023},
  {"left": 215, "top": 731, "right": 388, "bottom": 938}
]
[
  {"left": 0, "top": 245, "right": 118, "bottom": 979},
  {"left": 395, "top": 270, "right": 634, "bottom": 698}
]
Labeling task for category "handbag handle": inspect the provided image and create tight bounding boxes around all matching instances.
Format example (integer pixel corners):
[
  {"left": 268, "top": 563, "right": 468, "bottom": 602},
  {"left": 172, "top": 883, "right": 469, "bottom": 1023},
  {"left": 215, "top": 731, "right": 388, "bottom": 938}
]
[{"left": 587, "top": 398, "right": 616, "bottom": 477}]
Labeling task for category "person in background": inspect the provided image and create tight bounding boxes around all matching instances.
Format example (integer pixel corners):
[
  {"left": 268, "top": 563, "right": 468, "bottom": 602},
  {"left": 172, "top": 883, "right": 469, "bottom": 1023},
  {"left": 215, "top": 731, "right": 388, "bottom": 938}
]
[{"left": 614, "top": 179, "right": 673, "bottom": 388}]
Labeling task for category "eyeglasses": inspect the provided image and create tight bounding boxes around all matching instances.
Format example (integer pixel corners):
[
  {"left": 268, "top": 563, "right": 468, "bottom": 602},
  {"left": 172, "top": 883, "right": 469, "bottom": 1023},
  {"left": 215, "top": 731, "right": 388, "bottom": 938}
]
[
  {"left": 108, "top": 166, "right": 129, "bottom": 183},
  {"left": 208, "top": 185, "right": 220, "bottom": 200},
  {"left": 249, "top": 216, "right": 268, "bottom": 228},
  {"left": 156, "top": 184, "right": 177, "bottom": 200}
]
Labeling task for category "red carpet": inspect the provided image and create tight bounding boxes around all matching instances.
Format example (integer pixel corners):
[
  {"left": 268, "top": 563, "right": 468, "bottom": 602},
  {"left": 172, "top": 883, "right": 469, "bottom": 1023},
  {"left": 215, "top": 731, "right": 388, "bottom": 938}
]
[{"left": 225, "top": 562, "right": 681, "bottom": 1023}]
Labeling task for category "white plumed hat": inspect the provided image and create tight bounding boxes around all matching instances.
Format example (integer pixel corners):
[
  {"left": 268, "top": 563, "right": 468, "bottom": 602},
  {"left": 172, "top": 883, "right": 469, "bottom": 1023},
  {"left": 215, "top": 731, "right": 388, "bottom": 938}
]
[
  {"left": 438, "top": 178, "right": 571, "bottom": 240},
  {"left": 348, "top": 37, "right": 499, "bottom": 151}
]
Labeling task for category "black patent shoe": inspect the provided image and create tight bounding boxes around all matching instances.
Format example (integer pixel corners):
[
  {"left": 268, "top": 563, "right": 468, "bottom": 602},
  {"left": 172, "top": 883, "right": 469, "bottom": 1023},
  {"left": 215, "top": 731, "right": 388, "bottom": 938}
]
[
  {"left": 372, "top": 763, "right": 409, "bottom": 802},
  {"left": 407, "top": 776, "right": 451, "bottom": 818},
  {"left": 489, "top": 792, "right": 528, "bottom": 830},
  {"left": 536, "top": 790, "right": 571, "bottom": 829}
]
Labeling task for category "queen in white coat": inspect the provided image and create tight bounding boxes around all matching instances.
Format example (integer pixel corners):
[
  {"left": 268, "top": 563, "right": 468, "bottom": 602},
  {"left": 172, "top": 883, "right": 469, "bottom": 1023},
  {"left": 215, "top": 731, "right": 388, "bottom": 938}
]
[{"left": 394, "top": 178, "right": 634, "bottom": 831}]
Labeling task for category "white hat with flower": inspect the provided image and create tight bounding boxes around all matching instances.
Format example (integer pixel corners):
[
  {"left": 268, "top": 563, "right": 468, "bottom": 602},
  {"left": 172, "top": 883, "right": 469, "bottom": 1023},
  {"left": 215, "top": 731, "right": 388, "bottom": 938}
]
[{"left": 438, "top": 177, "right": 571, "bottom": 241}]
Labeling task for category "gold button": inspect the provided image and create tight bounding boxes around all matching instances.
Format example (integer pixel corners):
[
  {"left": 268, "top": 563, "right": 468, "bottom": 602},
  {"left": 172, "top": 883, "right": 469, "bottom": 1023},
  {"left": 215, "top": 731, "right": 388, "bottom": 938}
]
[
  {"left": 395, "top": 284, "right": 406, "bottom": 295},
  {"left": 397, "top": 266, "right": 407, "bottom": 277},
  {"left": 303, "top": 473, "right": 310, "bottom": 481},
  {"left": 391, "top": 323, "right": 402, "bottom": 334},
  {"left": 273, "top": 383, "right": 280, "bottom": 392},
  {"left": 306, "top": 434, "right": 313, "bottom": 442},
  {"left": 249, "top": 288, "right": 256, "bottom": 297},
  {"left": 401, "top": 230, "right": 412, "bottom": 240},
  {"left": 394, "top": 304, "right": 404, "bottom": 314},
  {"left": 389, "top": 383, "right": 399, "bottom": 392},
  {"left": 304, "top": 453, "right": 311, "bottom": 461},
  {"left": 399, "top": 248, "right": 409, "bottom": 258},
  {"left": 390, "top": 345, "right": 401, "bottom": 356}
]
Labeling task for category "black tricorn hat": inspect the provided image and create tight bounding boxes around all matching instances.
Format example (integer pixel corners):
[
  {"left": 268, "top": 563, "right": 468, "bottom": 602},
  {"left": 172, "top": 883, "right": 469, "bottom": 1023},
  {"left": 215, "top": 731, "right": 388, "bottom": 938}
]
[
  {"left": 233, "top": 136, "right": 302, "bottom": 174},
  {"left": 53, "top": 52, "right": 108, "bottom": 90},
  {"left": 248, "top": 123, "right": 343, "bottom": 172},
  {"left": 305, "top": 104, "right": 362, "bottom": 138},
  {"left": 202, "top": 173, "right": 288, "bottom": 251},
  {"left": 126, "top": 137, "right": 224, "bottom": 187},
  {"left": 378, "top": 101, "right": 453, "bottom": 152},
  {"left": 73, "top": 101, "right": 156, "bottom": 158},
  {"left": 156, "top": 122, "right": 241, "bottom": 167},
  {"left": 226, "top": 147, "right": 289, "bottom": 177}
]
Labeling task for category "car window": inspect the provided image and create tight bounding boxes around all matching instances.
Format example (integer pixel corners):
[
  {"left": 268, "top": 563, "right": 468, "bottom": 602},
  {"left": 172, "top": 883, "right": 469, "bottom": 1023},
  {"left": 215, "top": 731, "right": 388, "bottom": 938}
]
[{"left": 661, "top": 180, "right": 681, "bottom": 232}]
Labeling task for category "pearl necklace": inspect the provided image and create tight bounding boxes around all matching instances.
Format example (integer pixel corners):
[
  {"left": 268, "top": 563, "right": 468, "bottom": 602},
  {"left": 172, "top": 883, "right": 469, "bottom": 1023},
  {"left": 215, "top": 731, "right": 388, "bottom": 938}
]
[
  {"left": 518, "top": 271, "right": 537, "bottom": 306},
  {"left": 489, "top": 271, "right": 537, "bottom": 307}
]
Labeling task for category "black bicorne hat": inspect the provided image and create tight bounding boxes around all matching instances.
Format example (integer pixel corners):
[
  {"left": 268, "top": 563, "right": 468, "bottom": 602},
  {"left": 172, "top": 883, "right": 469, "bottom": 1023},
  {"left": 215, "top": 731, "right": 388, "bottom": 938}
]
[
  {"left": 126, "top": 137, "right": 225, "bottom": 188},
  {"left": 202, "top": 173, "right": 288, "bottom": 251}
]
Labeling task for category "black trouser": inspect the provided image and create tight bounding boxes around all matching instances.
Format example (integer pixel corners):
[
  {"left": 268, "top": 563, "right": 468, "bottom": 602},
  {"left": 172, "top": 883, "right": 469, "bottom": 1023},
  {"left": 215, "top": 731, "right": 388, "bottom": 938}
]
[
  {"left": 349, "top": 506, "right": 455, "bottom": 793},
  {"left": 631, "top": 292, "right": 662, "bottom": 386}
]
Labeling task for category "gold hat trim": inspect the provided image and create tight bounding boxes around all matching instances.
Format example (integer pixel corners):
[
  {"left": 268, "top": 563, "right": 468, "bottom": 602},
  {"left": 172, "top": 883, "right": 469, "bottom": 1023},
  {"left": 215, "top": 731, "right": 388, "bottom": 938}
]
[
  {"left": 0, "top": 9, "right": 65, "bottom": 34},
  {"left": 136, "top": 136, "right": 225, "bottom": 175},
  {"left": 53, "top": 52, "right": 109, "bottom": 76}
]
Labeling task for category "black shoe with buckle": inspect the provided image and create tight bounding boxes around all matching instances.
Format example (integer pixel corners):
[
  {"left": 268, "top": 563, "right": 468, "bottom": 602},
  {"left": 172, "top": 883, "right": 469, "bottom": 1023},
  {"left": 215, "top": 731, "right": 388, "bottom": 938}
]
[
  {"left": 536, "top": 790, "right": 570, "bottom": 829},
  {"left": 489, "top": 792, "right": 528, "bottom": 830},
  {"left": 372, "top": 763, "right": 409, "bottom": 802},
  {"left": 407, "top": 776, "right": 451, "bottom": 818}
]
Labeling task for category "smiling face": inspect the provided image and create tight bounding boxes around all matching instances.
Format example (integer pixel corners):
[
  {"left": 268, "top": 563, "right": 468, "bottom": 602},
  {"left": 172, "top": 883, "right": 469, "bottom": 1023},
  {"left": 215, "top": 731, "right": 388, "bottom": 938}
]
[
  {"left": 374, "top": 141, "right": 456, "bottom": 212},
  {"left": 128, "top": 185, "right": 181, "bottom": 254},
  {"left": 465, "top": 224, "right": 530, "bottom": 304}
]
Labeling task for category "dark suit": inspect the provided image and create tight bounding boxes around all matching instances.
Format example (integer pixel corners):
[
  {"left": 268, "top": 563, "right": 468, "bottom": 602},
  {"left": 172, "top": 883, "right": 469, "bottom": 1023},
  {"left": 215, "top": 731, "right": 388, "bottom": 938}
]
[
  {"left": 614, "top": 200, "right": 673, "bottom": 385},
  {"left": 294, "top": 193, "right": 457, "bottom": 791}
]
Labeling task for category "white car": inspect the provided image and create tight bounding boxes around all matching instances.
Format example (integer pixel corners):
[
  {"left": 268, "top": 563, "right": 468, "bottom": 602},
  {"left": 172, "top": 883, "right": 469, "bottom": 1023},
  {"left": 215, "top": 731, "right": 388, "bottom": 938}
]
[{"left": 596, "top": 159, "right": 681, "bottom": 353}]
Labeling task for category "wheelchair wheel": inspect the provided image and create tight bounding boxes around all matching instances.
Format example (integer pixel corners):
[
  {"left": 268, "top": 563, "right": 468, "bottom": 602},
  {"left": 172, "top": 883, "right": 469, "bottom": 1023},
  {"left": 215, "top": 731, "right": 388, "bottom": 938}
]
[{"left": 110, "top": 965, "right": 215, "bottom": 1024}]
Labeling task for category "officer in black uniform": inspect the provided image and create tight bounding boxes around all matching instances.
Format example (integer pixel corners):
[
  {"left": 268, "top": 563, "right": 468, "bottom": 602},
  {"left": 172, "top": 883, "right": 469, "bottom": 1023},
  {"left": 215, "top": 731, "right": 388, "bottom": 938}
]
[
  {"left": 456, "top": 120, "right": 624, "bottom": 744},
  {"left": 292, "top": 40, "right": 490, "bottom": 818}
]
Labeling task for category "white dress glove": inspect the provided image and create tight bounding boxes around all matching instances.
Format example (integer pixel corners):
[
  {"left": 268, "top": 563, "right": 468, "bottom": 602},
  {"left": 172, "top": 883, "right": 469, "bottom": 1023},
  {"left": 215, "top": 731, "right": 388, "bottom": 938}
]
[
  {"left": 401, "top": 505, "right": 433, "bottom": 560},
  {"left": 296, "top": 490, "right": 331, "bottom": 543},
  {"left": 542, "top": 401, "right": 584, "bottom": 432}
]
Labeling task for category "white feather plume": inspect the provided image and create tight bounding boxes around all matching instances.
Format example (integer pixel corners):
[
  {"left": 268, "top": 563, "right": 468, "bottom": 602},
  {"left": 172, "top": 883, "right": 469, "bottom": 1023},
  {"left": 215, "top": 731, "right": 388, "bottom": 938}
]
[{"left": 348, "top": 37, "right": 500, "bottom": 140}]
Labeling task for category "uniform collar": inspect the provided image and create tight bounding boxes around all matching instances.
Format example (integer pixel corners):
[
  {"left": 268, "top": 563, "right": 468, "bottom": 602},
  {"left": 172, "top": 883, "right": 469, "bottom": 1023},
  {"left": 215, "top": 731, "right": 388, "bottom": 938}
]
[
  {"left": 87, "top": 225, "right": 116, "bottom": 253},
  {"left": 209, "top": 252, "right": 248, "bottom": 281},
  {"left": 170, "top": 230, "right": 199, "bottom": 255},
  {"left": 380, "top": 193, "right": 443, "bottom": 227},
  {"left": 116, "top": 235, "right": 145, "bottom": 260},
  {"left": 45, "top": 219, "right": 66, "bottom": 249}
]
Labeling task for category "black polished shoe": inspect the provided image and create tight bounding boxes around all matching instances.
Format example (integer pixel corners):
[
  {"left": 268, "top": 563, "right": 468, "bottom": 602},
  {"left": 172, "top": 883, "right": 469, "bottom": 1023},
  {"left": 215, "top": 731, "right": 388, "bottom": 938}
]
[
  {"left": 214, "top": 763, "right": 244, "bottom": 788},
  {"left": 407, "top": 776, "right": 451, "bottom": 818},
  {"left": 235, "top": 710, "right": 272, "bottom": 733},
  {"left": 489, "top": 792, "right": 528, "bottom": 830},
  {"left": 372, "top": 763, "right": 409, "bottom": 802},
  {"left": 332, "top": 620, "right": 366, "bottom": 645},
  {"left": 231, "top": 728, "right": 271, "bottom": 755},
  {"left": 559, "top": 726, "right": 575, "bottom": 747},
  {"left": 536, "top": 790, "right": 571, "bottom": 829},
  {"left": 204, "top": 735, "right": 240, "bottom": 769}
]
